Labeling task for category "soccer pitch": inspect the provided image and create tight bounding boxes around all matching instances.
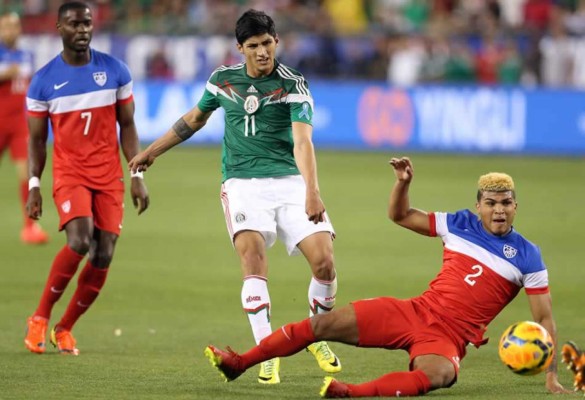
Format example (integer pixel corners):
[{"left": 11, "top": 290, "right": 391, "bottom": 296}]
[{"left": 0, "top": 147, "right": 583, "bottom": 399}]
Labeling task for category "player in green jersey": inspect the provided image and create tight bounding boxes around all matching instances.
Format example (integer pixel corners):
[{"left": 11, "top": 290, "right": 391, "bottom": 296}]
[{"left": 129, "top": 9, "right": 340, "bottom": 384}]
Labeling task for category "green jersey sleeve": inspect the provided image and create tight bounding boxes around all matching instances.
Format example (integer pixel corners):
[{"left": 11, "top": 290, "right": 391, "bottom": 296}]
[
  {"left": 284, "top": 71, "right": 314, "bottom": 125},
  {"left": 197, "top": 69, "right": 221, "bottom": 112}
]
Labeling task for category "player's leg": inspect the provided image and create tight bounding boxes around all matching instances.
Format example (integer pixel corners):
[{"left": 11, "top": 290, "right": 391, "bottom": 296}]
[
  {"left": 51, "top": 227, "right": 116, "bottom": 355},
  {"left": 234, "top": 230, "right": 280, "bottom": 383},
  {"left": 275, "top": 174, "right": 339, "bottom": 373},
  {"left": 24, "top": 194, "right": 92, "bottom": 354},
  {"left": 51, "top": 188, "right": 122, "bottom": 355},
  {"left": 297, "top": 232, "right": 341, "bottom": 373},
  {"left": 33, "top": 217, "right": 92, "bottom": 316},
  {"left": 322, "top": 354, "right": 454, "bottom": 398},
  {"left": 59, "top": 226, "right": 117, "bottom": 328},
  {"left": 321, "top": 300, "right": 461, "bottom": 398},
  {"left": 38, "top": 217, "right": 93, "bottom": 355},
  {"left": 298, "top": 232, "right": 337, "bottom": 313},
  {"left": 205, "top": 304, "right": 358, "bottom": 382},
  {"left": 235, "top": 231, "right": 272, "bottom": 344},
  {"left": 221, "top": 179, "right": 280, "bottom": 383}
]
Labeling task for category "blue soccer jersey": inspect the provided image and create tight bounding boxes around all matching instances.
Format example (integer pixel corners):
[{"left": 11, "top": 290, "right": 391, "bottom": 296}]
[
  {"left": 26, "top": 49, "right": 133, "bottom": 189},
  {"left": 418, "top": 209, "right": 548, "bottom": 346}
]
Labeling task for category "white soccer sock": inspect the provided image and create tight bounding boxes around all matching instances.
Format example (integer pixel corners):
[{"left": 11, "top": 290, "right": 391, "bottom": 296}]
[
  {"left": 308, "top": 275, "right": 337, "bottom": 317},
  {"left": 241, "top": 276, "right": 273, "bottom": 345}
]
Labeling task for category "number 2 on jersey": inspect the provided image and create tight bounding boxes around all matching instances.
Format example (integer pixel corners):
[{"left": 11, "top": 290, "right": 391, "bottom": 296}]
[
  {"left": 464, "top": 265, "right": 483, "bottom": 286},
  {"left": 243, "top": 115, "right": 256, "bottom": 137},
  {"left": 81, "top": 111, "right": 92, "bottom": 135}
]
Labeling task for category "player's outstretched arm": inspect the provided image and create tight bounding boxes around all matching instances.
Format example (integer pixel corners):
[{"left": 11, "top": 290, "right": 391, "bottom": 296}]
[
  {"left": 26, "top": 116, "right": 49, "bottom": 220},
  {"left": 118, "top": 100, "right": 150, "bottom": 215},
  {"left": 388, "top": 157, "right": 431, "bottom": 236},
  {"left": 527, "top": 293, "right": 571, "bottom": 394},
  {"left": 128, "top": 106, "right": 212, "bottom": 174}
]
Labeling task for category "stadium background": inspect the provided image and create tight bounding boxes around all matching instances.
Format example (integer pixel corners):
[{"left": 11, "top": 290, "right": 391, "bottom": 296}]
[{"left": 1, "top": 1, "right": 584, "bottom": 399}]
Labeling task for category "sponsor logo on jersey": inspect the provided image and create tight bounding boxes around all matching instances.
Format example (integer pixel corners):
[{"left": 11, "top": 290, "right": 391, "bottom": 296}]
[
  {"left": 246, "top": 295, "right": 261, "bottom": 303},
  {"left": 244, "top": 95, "right": 259, "bottom": 114},
  {"left": 235, "top": 212, "right": 246, "bottom": 223},
  {"left": 93, "top": 71, "right": 107, "bottom": 86},
  {"left": 298, "top": 102, "right": 311, "bottom": 120},
  {"left": 53, "top": 81, "right": 69, "bottom": 90},
  {"left": 503, "top": 244, "right": 517, "bottom": 259},
  {"left": 247, "top": 85, "right": 258, "bottom": 93},
  {"left": 61, "top": 200, "right": 71, "bottom": 213}
]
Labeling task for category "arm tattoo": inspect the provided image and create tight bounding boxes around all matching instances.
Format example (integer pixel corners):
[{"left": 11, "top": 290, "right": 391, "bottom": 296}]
[{"left": 172, "top": 117, "right": 196, "bottom": 141}]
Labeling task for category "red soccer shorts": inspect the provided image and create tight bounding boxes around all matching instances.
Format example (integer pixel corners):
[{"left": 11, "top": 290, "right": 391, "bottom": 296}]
[
  {"left": 352, "top": 296, "right": 466, "bottom": 379},
  {"left": 0, "top": 115, "right": 28, "bottom": 160},
  {"left": 53, "top": 185, "right": 124, "bottom": 235}
]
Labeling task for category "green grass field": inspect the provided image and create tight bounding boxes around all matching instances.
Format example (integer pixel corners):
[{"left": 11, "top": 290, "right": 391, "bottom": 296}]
[{"left": 0, "top": 148, "right": 583, "bottom": 400}]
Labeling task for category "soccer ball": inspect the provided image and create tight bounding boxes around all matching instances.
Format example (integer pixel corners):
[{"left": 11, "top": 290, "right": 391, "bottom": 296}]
[{"left": 498, "top": 321, "right": 554, "bottom": 376}]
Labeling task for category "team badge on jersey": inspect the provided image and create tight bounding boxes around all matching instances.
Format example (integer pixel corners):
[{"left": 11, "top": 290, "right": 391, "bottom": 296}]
[
  {"left": 503, "top": 244, "right": 518, "bottom": 259},
  {"left": 235, "top": 212, "right": 247, "bottom": 223},
  {"left": 93, "top": 71, "right": 107, "bottom": 86},
  {"left": 244, "top": 95, "right": 259, "bottom": 114},
  {"left": 61, "top": 200, "right": 71, "bottom": 214}
]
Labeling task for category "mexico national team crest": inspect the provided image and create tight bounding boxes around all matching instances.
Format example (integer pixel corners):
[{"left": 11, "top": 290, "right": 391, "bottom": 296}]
[
  {"left": 503, "top": 244, "right": 517, "bottom": 259},
  {"left": 244, "top": 95, "right": 259, "bottom": 114},
  {"left": 234, "top": 212, "right": 246, "bottom": 223},
  {"left": 93, "top": 71, "right": 107, "bottom": 86}
]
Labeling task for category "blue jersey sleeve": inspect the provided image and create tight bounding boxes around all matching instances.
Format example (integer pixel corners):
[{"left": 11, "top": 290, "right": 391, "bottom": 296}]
[
  {"left": 27, "top": 69, "right": 48, "bottom": 101},
  {"left": 115, "top": 58, "right": 132, "bottom": 86}
]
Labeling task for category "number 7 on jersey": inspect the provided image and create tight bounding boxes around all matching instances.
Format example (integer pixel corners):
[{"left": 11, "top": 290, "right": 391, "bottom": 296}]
[{"left": 81, "top": 111, "right": 92, "bottom": 135}]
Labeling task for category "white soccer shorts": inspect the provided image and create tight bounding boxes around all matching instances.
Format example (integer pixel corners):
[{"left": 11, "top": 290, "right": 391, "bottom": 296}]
[{"left": 220, "top": 175, "right": 335, "bottom": 256}]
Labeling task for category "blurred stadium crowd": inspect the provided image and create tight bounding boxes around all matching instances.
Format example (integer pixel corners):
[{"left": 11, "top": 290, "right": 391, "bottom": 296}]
[{"left": 2, "top": 0, "right": 585, "bottom": 87}]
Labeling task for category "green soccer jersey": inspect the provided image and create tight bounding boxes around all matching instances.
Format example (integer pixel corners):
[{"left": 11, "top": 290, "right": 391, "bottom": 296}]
[{"left": 197, "top": 61, "right": 314, "bottom": 182}]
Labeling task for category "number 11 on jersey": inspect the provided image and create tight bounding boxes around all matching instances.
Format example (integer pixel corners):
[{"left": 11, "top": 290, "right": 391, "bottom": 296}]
[{"left": 244, "top": 115, "right": 256, "bottom": 137}]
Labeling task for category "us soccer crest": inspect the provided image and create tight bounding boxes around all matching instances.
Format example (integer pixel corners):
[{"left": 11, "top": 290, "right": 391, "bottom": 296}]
[
  {"left": 61, "top": 200, "right": 71, "bottom": 214},
  {"left": 244, "top": 95, "right": 259, "bottom": 114},
  {"left": 93, "top": 71, "right": 107, "bottom": 86},
  {"left": 503, "top": 244, "right": 517, "bottom": 259}
]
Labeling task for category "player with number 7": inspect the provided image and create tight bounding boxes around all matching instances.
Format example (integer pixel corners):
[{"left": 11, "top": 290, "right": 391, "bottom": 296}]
[{"left": 24, "top": 1, "right": 149, "bottom": 356}]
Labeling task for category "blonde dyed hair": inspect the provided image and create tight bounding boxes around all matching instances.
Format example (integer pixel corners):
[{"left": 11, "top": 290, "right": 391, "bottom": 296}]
[{"left": 477, "top": 172, "right": 515, "bottom": 200}]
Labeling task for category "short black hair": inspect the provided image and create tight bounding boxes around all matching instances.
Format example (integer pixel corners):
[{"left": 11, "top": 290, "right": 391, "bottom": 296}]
[
  {"left": 235, "top": 9, "right": 276, "bottom": 45},
  {"left": 58, "top": 1, "right": 90, "bottom": 20}
]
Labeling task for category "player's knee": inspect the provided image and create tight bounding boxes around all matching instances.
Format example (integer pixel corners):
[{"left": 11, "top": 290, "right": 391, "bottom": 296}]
[
  {"left": 90, "top": 249, "right": 113, "bottom": 268},
  {"left": 90, "top": 240, "right": 117, "bottom": 268},
  {"left": 239, "top": 249, "right": 267, "bottom": 274},
  {"left": 67, "top": 236, "right": 91, "bottom": 255},
  {"left": 310, "top": 253, "right": 335, "bottom": 280},
  {"left": 310, "top": 313, "right": 332, "bottom": 339},
  {"left": 421, "top": 364, "right": 456, "bottom": 389}
]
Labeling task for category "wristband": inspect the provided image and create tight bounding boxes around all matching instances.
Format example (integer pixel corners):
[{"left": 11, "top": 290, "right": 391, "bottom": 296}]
[
  {"left": 131, "top": 170, "right": 144, "bottom": 179},
  {"left": 28, "top": 177, "right": 40, "bottom": 190}
]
